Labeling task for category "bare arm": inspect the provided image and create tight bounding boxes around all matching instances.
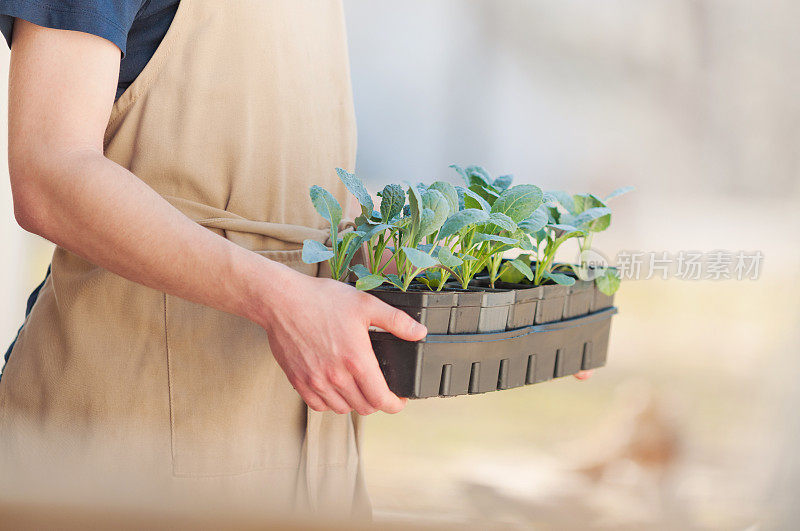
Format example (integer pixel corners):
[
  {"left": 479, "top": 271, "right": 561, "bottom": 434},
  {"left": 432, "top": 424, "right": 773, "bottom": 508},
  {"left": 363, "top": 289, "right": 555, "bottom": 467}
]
[{"left": 8, "top": 20, "right": 425, "bottom": 414}]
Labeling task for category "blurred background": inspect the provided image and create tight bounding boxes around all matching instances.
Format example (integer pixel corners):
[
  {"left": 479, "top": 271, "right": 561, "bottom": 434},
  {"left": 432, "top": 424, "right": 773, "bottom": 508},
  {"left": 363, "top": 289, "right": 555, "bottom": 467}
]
[{"left": 2, "top": 0, "right": 799, "bottom": 528}]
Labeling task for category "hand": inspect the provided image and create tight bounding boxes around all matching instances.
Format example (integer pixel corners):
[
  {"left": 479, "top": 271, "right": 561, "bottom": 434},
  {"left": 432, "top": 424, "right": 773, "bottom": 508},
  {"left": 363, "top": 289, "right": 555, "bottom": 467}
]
[
  {"left": 257, "top": 269, "right": 427, "bottom": 415},
  {"left": 574, "top": 370, "right": 594, "bottom": 380}
]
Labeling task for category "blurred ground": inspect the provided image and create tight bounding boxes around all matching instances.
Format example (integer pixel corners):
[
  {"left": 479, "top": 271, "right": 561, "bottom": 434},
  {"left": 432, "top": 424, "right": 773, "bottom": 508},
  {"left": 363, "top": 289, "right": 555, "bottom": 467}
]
[{"left": 363, "top": 274, "right": 798, "bottom": 529}]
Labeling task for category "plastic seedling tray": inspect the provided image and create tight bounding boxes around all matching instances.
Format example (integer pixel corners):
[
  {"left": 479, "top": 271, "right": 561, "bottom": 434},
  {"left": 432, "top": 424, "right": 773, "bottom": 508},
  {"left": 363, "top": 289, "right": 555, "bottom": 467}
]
[
  {"left": 590, "top": 284, "right": 615, "bottom": 313},
  {"left": 449, "top": 289, "right": 484, "bottom": 334},
  {"left": 564, "top": 279, "right": 594, "bottom": 318},
  {"left": 536, "top": 284, "right": 569, "bottom": 324},
  {"left": 368, "top": 287, "right": 456, "bottom": 334},
  {"left": 371, "top": 307, "right": 617, "bottom": 398},
  {"left": 489, "top": 281, "right": 542, "bottom": 330},
  {"left": 477, "top": 289, "right": 516, "bottom": 333}
]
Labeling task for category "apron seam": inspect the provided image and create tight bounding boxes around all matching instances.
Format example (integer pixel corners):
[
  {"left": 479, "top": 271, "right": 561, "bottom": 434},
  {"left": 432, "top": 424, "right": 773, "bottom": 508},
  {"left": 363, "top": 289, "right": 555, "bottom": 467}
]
[{"left": 164, "top": 292, "right": 179, "bottom": 476}]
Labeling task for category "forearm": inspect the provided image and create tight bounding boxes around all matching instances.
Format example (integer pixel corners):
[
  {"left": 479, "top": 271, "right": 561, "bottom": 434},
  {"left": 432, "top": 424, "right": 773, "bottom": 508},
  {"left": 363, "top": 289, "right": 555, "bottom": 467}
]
[{"left": 12, "top": 147, "right": 294, "bottom": 323}]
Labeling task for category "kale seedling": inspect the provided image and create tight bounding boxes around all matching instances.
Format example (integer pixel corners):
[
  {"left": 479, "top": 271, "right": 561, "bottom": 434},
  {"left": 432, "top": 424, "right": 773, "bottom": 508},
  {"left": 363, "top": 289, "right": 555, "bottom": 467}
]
[{"left": 301, "top": 169, "right": 367, "bottom": 282}]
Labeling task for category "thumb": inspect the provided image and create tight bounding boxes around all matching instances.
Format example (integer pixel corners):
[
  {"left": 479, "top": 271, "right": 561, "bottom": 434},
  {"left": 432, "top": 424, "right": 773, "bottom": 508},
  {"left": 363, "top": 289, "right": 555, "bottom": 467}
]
[{"left": 368, "top": 299, "right": 427, "bottom": 341}]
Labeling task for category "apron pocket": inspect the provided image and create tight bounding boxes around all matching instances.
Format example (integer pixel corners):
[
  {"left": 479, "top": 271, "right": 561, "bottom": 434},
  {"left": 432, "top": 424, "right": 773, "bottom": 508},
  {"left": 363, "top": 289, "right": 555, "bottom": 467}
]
[{"left": 165, "top": 292, "right": 307, "bottom": 477}]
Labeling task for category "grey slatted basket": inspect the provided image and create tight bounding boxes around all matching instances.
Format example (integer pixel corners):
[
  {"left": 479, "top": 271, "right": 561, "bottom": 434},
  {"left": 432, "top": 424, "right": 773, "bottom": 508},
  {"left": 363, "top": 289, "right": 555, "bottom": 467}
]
[{"left": 370, "top": 307, "right": 617, "bottom": 399}]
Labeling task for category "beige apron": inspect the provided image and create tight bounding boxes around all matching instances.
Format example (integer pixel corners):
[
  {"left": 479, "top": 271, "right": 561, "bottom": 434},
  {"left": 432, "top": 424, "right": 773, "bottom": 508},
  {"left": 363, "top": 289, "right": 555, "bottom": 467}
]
[{"left": 0, "top": 0, "right": 369, "bottom": 518}]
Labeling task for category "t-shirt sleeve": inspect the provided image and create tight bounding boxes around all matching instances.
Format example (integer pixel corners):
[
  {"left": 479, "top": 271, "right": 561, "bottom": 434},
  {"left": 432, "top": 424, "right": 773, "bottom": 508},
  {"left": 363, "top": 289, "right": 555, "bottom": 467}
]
[{"left": 0, "top": 0, "right": 144, "bottom": 55}]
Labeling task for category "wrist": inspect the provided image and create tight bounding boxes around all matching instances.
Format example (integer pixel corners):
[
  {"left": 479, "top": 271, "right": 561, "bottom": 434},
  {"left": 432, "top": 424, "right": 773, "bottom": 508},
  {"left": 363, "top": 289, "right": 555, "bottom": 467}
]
[{"left": 233, "top": 251, "right": 303, "bottom": 326}]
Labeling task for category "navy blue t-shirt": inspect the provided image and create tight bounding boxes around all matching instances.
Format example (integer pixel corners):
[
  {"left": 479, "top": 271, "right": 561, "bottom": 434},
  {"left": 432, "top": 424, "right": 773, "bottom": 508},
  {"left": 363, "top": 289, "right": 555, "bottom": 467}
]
[{"left": 0, "top": 0, "right": 179, "bottom": 99}]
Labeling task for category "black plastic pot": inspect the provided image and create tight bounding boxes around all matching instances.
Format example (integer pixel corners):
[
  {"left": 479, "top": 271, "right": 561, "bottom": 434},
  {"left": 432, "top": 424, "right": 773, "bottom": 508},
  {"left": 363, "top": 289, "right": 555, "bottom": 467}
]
[
  {"left": 489, "top": 281, "right": 542, "bottom": 330},
  {"left": 448, "top": 289, "right": 484, "bottom": 334},
  {"left": 477, "top": 288, "right": 515, "bottom": 333},
  {"left": 367, "top": 288, "right": 456, "bottom": 334},
  {"left": 564, "top": 279, "right": 594, "bottom": 318},
  {"left": 536, "top": 284, "right": 569, "bottom": 324},
  {"left": 590, "top": 284, "right": 615, "bottom": 312},
  {"left": 370, "top": 307, "right": 617, "bottom": 398}
]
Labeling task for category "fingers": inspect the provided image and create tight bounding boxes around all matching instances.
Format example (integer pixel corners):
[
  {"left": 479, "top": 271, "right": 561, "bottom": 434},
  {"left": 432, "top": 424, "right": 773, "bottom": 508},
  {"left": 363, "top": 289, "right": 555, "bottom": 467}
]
[
  {"left": 293, "top": 359, "right": 401, "bottom": 415},
  {"left": 333, "top": 373, "right": 378, "bottom": 416},
  {"left": 367, "top": 297, "right": 427, "bottom": 341},
  {"left": 303, "top": 375, "right": 352, "bottom": 414},
  {"left": 295, "top": 386, "right": 329, "bottom": 412},
  {"left": 574, "top": 370, "right": 594, "bottom": 380},
  {"left": 346, "top": 347, "right": 406, "bottom": 414}
]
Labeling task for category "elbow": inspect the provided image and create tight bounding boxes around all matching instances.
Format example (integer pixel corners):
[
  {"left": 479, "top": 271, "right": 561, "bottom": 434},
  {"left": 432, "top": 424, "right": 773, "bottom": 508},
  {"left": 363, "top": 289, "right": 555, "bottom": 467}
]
[
  {"left": 13, "top": 197, "right": 43, "bottom": 235},
  {"left": 10, "top": 161, "right": 53, "bottom": 237}
]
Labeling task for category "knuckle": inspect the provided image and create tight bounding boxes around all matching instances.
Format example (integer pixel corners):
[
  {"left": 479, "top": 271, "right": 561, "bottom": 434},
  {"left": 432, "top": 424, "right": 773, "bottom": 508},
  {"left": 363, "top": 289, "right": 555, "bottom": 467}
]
[
  {"left": 326, "top": 369, "right": 347, "bottom": 389},
  {"left": 343, "top": 355, "right": 366, "bottom": 376},
  {"left": 307, "top": 375, "right": 326, "bottom": 392},
  {"left": 373, "top": 395, "right": 392, "bottom": 411},
  {"left": 306, "top": 399, "right": 329, "bottom": 412},
  {"left": 333, "top": 405, "right": 352, "bottom": 415},
  {"left": 356, "top": 291, "right": 374, "bottom": 306},
  {"left": 356, "top": 406, "right": 377, "bottom": 416}
]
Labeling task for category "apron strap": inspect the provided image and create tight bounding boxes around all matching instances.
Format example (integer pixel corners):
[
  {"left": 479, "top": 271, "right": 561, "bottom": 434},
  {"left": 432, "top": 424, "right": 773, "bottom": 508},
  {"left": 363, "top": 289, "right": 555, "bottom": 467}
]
[{"left": 165, "top": 195, "right": 331, "bottom": 245}]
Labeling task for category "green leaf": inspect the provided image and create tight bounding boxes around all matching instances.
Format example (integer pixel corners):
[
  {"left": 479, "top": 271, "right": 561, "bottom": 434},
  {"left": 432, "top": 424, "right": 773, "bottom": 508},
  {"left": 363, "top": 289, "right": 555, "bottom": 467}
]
[
  {"left": 419, "top": 190, "right": 450, "bottom": 237},
  {"left": 449, "top": 164, "right": 470, "bottom": 186},
  {"left": 507, "top": 257, "right": 534, "bottom": 281},
  {"left": 459, "top": 186, "right": 491, "bottom": 212},
  {"left": 408, "top": 185, "right": 423, "bottom": 236},
  {"left": 473, "top": 233, "right": 519, "bottom": 245},
  {"left": 465, "top": 165, "right": 492, "bottom": 188},
  {"left": 491, "top": 184, "right": 544, "bottom": 223},
  {"left": 356, "top": 274, "right": 386, "bottom": 291},
  {"left": 438, "top": 208, "right": 490, "bottom": 240},
  {"left": 517, "top": 236, "right": 536, "bottom": 252},
  {"left": 493, "top": 174, "right": 513, "bottom": 191},
  {"left": 470, "top": 184, "right": 500, "bottom": 206},
  {"left": 549, "top": 190, "right": 576, "bottom": 215},
  {"left": 499, "top": 255, "right": 531, "bottom": 284},
  {"left": 605, "top": 186, "right": 634, "bottom": 201},
  {"left": 336, "top": 168, "right": 373, "bottom": 216},
  {"left": 550, "top": 224, "right": 585, "bottom": 241},
  {"left": 402, "top": 246, "right": 438, "bottom": 269},
  {"left": 384, "top": 274, "right": 404, "bottom": 290},
  {"left": 417, "top": 275, "right": 436, "bottom": 290},
  {"left": 436, "top": 246, "right": 463, "bottom": 268},
  {"left": 484, "top": 212, "right": 518, "bottom": 233},
  {"left": 309, "top": 185, "right": 343, "bottom": 228},
  {"left": 546, "top": 206, "right": 561, "bottom": 224},
  {"left": 545, "top": 271, "right": 576, "bottom": 286},
  {"left": 428, "top": 181, "right": 459, "bottom": 215},
  {"left": 574, "top": 206, "right": 612, "bottom": 232},
  {"left": 350, "top": 264, "right": 370, "bottom": 278},
  {"left": 572, "top": 194, "right": 588, "bottom": 214},
  {"left": 359, "top": 223, "right": 392, "bottom": 242},
  {"left": 302, "top": 239, "right": 334, "bottom": 264},
  {"left": 519, "top": 207, "right": 548, "bottom": 234},
  {"left": 596, "top": 268, "right": 621, "bottom": 295},
  {"left": 339, "top": 231, "right": 366, "bottom": 279},
  {"left": 573, "top": 193, "right": 607, "bottom": 214},
  {"left": 354, "top": 214, "right": 376, "bottom": 229},
  {"left": 378, "top": 184, "right": 406, "bottom": 222},
  {"left": 550, "top": 223, "right": 580, "bottom": 232},
  {"left": 542, "top": 192, "right": 559, "bottom": 207}
]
